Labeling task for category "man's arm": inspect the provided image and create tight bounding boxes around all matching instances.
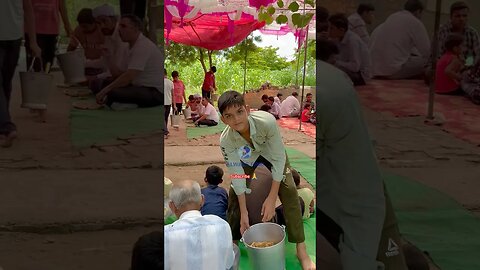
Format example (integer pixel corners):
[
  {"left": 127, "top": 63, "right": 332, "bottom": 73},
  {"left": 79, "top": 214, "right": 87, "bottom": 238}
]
[
  {"left": 413, "top": 23, "right": 431, "bottom": 59},
  {"left": 23, "top": 0, "right": 41, "bottom": 57},
  {"left": 335, "top": 40, "right": 362, "bottom": 73},
  {"left": 58, "top": 0, "right": 72, "bottom": 36}
]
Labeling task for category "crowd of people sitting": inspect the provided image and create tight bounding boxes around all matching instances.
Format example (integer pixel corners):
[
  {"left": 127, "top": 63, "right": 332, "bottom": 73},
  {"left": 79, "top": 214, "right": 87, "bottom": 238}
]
[
  {"left": 317, "top": 0, "right": 480, "bottom": 105},
  {"left": 164, "top": 165, "right": 315, "bottom": 268},
  {"left": 259, "top": 92, "right": 316, "bottom": 124}
]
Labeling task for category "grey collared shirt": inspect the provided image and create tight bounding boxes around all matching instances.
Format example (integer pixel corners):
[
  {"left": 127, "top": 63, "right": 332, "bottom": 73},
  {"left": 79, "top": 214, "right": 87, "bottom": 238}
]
[
  {"left": 335, "top": 30, "right": 371, "bottom": 79},
  {"left": 220, "top": 111, "right": 286, "bottom": 195}
]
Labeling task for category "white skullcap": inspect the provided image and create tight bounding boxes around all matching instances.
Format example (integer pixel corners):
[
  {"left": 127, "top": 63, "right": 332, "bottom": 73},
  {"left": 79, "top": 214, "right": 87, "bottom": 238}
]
[
  {"left": 193, "top": 94, "right": 201, "bottom": 98},
  {"left": 92, "top": 4, "right": 116, "bottom": 18}
]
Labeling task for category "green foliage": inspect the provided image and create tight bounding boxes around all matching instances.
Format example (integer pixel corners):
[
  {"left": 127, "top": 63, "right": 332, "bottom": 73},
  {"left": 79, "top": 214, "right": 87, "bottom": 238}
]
[{"left": 258, "top": 0, "right": 315, "bottom": 29}]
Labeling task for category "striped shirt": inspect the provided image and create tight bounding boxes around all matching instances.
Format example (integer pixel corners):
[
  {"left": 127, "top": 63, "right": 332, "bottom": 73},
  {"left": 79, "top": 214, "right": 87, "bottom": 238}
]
[
  {"left": 164, "top": 210, "right": 234, "bottom": 270},
  {"left": 434, "top": 22, "right": 480, "bottom": 64}
]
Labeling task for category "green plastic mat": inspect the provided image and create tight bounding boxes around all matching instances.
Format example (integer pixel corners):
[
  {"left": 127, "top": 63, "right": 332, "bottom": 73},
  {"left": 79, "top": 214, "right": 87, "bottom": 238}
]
[
  {"left": 70, "top": 106, "right": 162, "bottom": 148},
  {"left": 186, "top": 119, "right": 226, "bottom": 139},
  {"left": 384, "top": 172, "right": 480, "bottom": 269},
  {"left": 164, "top": 215, "right": 316, "bottom": 270},
  {"left": 286, "top": 147, "right": 316, "bottom": 188}
]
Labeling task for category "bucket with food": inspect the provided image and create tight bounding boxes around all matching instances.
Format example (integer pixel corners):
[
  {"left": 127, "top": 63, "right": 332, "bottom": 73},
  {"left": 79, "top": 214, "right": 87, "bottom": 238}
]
[{"left": 241, "top": 222, "right": 286, "bottom": 270}]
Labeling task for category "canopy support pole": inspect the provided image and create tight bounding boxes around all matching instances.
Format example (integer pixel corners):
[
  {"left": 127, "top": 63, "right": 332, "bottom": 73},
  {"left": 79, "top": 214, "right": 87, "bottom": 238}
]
[
  {"left": 427, "top": 0, "right": 443, "bottom": 120},
  {"left": 299, "top": 26, "right": 309, "bottom": 132}
]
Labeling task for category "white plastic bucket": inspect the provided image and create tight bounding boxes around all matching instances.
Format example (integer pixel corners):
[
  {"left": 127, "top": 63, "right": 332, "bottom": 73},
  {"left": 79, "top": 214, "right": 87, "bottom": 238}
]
[
  {"left": 171, "top": 114, "right": 181, "bottom": 127},
  {"left": 20, "top": 59, "right": 54, "bottom": 110},
  {"left": 183, "top": 107, "right": 192, "bottom": 120},
  {"left": 56, "top": 49, "right": 86, "bottom": 84},
  {"left": 241, "top": 223, "right": 286, "bottom": 270}
]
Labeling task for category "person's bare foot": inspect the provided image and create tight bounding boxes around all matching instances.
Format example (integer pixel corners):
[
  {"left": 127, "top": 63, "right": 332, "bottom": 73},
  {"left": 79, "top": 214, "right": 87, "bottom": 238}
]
[
  {"left": 1, "top": 131, "right": 17, "bottom": 148},
  {"left": 297, "top": 242, "right": 316, "bottom": 270}
]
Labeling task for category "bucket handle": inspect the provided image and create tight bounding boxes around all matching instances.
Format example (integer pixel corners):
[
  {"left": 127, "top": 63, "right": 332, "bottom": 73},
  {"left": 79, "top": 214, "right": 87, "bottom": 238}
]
[{"left": 28, "top": 57, "right": 52, "bottom": 74}]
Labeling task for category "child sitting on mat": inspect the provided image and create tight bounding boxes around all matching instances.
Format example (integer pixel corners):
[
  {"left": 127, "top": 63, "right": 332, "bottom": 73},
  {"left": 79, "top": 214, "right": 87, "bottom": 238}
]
[
  {"left": 200, "top": 165, "right": 228, "bottom": 221},
  {"left": 435, "top": 34, "right": 465, "bottom": 95}
]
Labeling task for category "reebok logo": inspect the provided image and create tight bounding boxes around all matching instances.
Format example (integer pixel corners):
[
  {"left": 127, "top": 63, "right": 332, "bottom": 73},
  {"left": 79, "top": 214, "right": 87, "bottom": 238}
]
[{"left": 385, "top": 238, "right": 400, "bottom": 257}]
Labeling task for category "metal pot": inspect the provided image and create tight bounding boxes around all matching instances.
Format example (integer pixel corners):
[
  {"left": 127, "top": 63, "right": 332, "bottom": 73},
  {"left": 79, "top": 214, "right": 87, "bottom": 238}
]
[
  {"left": 56, "top": 49, "right": 86, "bottom": 85},
  {"left": 241, "top": 222, "right": 286, "bottom": 270}
]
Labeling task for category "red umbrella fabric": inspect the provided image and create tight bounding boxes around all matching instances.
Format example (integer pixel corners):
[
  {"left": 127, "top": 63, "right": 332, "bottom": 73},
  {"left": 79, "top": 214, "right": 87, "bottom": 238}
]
[{"left": 164, "top": 12, "right": 265, "bottom": 50}]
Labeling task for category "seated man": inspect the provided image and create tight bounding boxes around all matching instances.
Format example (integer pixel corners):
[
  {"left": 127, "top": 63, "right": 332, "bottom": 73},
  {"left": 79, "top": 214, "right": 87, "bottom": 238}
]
[
  {"left": 67, "top": 8, "right": 105, "bottom": 76},
  {"left": 303, "top": 93, "right": 315, "bottom": 110},
  {"left": 329, "top": 13, "right": 371, "bottom": 86},
  {"left": 280, "top": 92, "right": 301, "bottom": 118},
  {"left": 426, "top": 1, "right": 480, "bottom": 83},
  {"left": 95, "top": 15, "right": 162, "bottom": 108},
  {"left": 274, "top": 93, "right": 283, "bottom": 106},
  {"left": 194, "top": 98, "right": 219, "bottom": 127},
  {"left": 164, "top": 180, "right": 238, "bottom": 270},
  {"left": 348, "top": 3, "right": 375, "bottom": 45},
  {"left": 261, "top": 94, "right": 269, "bottom": 105},
  {"left": 267, "top": 96, "right": 280, "bottom": 119},
  {"left": 369, "top": 0, "right": 430, "bottom": 79},
  {"left": 259, "top": 104, "right": 272, "bottom": 113},
  {"left": 89, "top": 4, "right": 130, "bottom": 91}
]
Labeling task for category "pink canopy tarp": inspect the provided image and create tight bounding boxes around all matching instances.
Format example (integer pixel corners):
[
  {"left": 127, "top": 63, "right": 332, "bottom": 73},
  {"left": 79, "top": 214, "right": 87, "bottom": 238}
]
[{"left": 164, "top": 12, "right": 265, "bottom": 50}]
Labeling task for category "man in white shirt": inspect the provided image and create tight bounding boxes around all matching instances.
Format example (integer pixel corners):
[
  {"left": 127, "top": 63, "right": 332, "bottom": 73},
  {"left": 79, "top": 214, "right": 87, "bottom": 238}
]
[
  {"left": 164, "top": 180, "right": 238, "bottom": 270},
  {"left": 267, "top": 96, "right": 280, "bottom": 119},
  {"left": 164, "top": 69, "right": 174, "bottom": 137},
  {"left": 1, "top": 0, "right": 41, "bottom": 148},
  {"left": 95, "top": 15, "right": 162, "bottom": 108},
  {"left": 369, "top": 0, "right": 430, "bottom": 79},
  {"left": 329, "top": 13, "right": 371, "bottom": 86},
  {"left": 194, "top": 97, "right": 219, "bottom": 126},
  {"left": 274, "top": 93, "right": 283, "bottom": 107},
  {"left": 280, "top": 92, "right": 301, "bottom": 117},
  {"left": 348, "top": 4, "right": 375, "bottom": 45},
  {"left": 92, "top": 4, "right": 129, "bottom": 79}
]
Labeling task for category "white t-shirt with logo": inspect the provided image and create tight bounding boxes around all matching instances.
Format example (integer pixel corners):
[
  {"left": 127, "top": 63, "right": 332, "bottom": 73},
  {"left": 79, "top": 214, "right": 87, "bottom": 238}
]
[
  {"left": 203, "top": 103, "right": 219, "bottom": 123},
  {"left": 128, "top": 33, "right": 163, "bottom": 91}
]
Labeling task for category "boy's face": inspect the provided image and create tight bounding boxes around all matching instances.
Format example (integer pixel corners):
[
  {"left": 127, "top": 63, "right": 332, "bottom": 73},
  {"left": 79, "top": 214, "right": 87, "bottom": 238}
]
[
  {"left": 306, "top": 95, "right": 312, "bottom": 102},
  {"left": 221, "top": 105, "right": 249, "bottom": 133}
]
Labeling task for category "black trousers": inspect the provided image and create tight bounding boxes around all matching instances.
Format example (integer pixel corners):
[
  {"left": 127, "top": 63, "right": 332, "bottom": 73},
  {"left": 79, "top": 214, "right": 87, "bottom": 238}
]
[
  {"left": 164, "top": 105, "right": 171, "bottom": 134},
  {"left": 90, "top": 78, "right": 162, "bottom": 108},
  {"left": 174, "top": 103, "right": 182, "bottom": 115},
  {"left": 0, "top": 39, "right": 21, "bottom": 135},
  {"left": 25, "top": 34, "right": 58, "bottom": 72},
  {"left": 202, "top": 89, "right": 211, "bottom": 99}
]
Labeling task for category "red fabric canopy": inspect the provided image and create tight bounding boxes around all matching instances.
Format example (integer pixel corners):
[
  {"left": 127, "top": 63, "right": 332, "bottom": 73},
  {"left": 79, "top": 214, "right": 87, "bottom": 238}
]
[{"left": 164, "top": 13, "right": 265, "bottom": 50}]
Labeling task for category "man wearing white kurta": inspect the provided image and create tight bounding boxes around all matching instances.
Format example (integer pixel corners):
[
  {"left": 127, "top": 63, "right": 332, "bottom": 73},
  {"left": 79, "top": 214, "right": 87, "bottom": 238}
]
[
  {"left": 280, "top": 92, "right": 301, "bottom": 117},
  {"left": 369, "top": 0, "right": 430, "bottom": 79}
]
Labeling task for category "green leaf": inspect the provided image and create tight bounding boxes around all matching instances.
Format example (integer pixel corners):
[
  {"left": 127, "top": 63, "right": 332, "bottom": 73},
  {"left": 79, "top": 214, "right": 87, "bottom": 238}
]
[
  {"left": 291, "top": 13, "right": 302, "bottom": 27},
  {"left": 305, "top": 0, "right": 315, "bottom": 7},
  {"left": 277, "top": 0, "right": 284, "bottom": 8},
  {"left": 258, "top": 12, "right": 269, "bottom": 22},
  {"left": 275, "top": 14, "right": 288, "bottom": 24},
  {"left": 299, "top": 13, "right": 314, "bottom": 28},
  {"left": 288, "top": 1, "right": 299, "bottom": 12},
  {"left": 265, "top": 15, "right": 274, "bottom": 24},
  {"left": 267, "top": 6, "right": 276, "bottom": 15}
]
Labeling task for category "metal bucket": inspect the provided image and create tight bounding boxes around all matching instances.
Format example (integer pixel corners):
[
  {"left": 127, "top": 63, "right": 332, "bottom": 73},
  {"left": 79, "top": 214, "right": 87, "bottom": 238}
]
[
  {"left": 212, "top": 93, "right": 219, "bottom": 101},
  {"left": 19, "top": 60, "right": 54, "bottom": 110},
  {"left": 183, "top": 107, "right": 192, "bottom": 120},
  {"left": 241, "top": 223, "right": 286, "bottom": 270},
  {"left": 56, "top": 49, "right": 86, "bottom": 84}
]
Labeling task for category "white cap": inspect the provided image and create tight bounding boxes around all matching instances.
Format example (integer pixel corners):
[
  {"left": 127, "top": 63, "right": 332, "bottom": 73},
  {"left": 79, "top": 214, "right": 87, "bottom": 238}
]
[
  {"left": 193, "top": 94, "right": 201, "bottom": 98},
  {"left": 92, "top": 4, "right": 116, "bottom": 18}
]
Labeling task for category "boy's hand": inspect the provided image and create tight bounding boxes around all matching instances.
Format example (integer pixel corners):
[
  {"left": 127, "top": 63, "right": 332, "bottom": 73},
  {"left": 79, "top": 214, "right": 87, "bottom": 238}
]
[
  {"left": 261, "top": 196, "right": 276, "bottom": 222},
  {"left": 240, "top": 214, "right": 250, "bottom": 235}
]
